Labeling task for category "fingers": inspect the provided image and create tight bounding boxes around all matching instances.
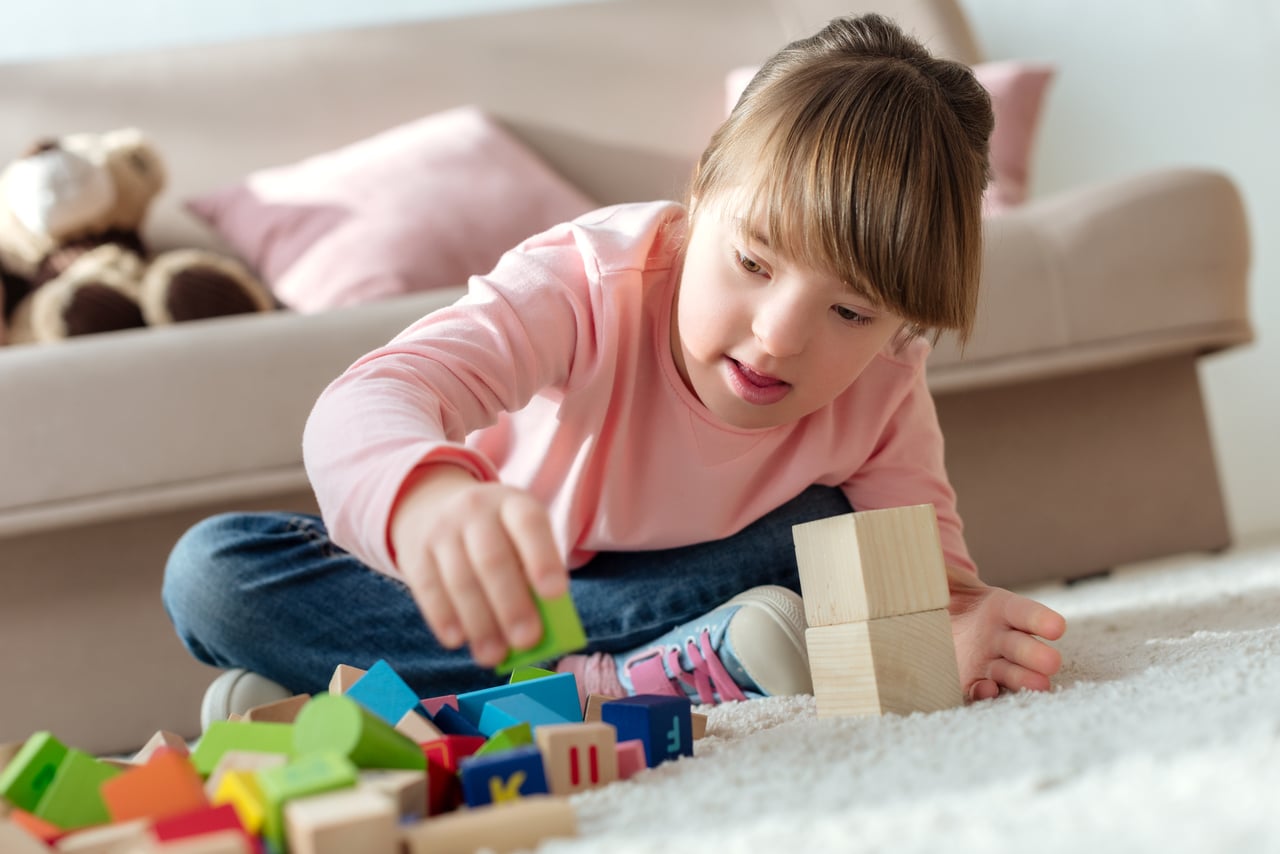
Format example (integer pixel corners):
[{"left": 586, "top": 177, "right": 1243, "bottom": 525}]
[
  {"left": 499, "top": 494, "right": 569, "bottom": 600},
  {"left": 438, "top": 533, "right": 508, "bottom": 666},
  {"left": 462, "top": 520, "right": 541, "bottom": 661},
  {"left": 1004, "top": 593, "right": 1067, "bottom": 641},
  {"left": 988, "top": 659, "right": 1052, "bottom": 694},
  {"left": 998, "top": 629, "right": 1063, "bottom": 678}
]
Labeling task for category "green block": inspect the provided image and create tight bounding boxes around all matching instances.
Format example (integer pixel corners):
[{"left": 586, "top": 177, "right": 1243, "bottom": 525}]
[
  {"left": 34, "top": 749, "right": 121, "bottom": 830},
  {"left": 474, "top": 722, "right": 534, "bottom": 758},
  {"left": 508, "top": 666, "right": 557, "bottom": 684},
  {"left": 495, "top": 591, "right": 587, "bottom": 675},
  {"left": 191, "top": 721, "right": 295, "bottom": 776},
  {"left": 0, "top": 732, "right": 67, "bottom": 813},
  {"left": 256, "top": 752, "right": 357, "bottom": 852},
  {"left": 293, "top": 693, "right": 426, "bottom": 771}
]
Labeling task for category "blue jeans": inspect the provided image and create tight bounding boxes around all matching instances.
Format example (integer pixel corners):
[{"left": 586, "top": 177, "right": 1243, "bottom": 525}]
[{"left": 162, "top": 485, "right": 851, "bottom": 698}]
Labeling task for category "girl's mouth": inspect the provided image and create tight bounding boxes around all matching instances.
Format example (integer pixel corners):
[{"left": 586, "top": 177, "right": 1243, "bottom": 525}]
[{"left": 724, "top": 358, "right": 791, "bottom": 405}]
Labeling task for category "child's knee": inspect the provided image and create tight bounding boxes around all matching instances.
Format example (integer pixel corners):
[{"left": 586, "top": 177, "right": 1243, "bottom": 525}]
[{"left": 161, "top": 512, "right": 268, "bottom": 629}]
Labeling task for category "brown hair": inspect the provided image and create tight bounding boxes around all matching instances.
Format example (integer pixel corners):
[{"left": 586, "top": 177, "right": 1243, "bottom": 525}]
[{"left": 689, "top": 14, "right": 993, "bottom": 345}]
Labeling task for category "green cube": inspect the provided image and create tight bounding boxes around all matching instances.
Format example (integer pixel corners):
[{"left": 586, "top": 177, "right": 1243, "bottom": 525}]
[
  {"left": 474, "top": 722, "right": 534, "bottom": 758},
  {"left": 257, "top": 752, "right": 357, "bottom": 852},
  {"left": 191, "top": 721, "right": 295, "bottom": 776},
  {"left": 33, "top": 749, "right": 121, "bottom": 830},
  {"left": 495, "top": 591, "right": 587, "bottom": 675},
  {"left": 0, "top": 732, "right": 67, "bottom": 813}
]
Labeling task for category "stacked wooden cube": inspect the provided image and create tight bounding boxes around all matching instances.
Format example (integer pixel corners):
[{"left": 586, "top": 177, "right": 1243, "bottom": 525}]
[{"left": 793, "top": 504, "right": 964, "bottom": 718}]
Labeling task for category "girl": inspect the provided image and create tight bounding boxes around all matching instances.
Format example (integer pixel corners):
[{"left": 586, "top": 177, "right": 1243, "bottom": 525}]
[{"left": 165, "top": 14, "right": 1065, "bottom": 721}]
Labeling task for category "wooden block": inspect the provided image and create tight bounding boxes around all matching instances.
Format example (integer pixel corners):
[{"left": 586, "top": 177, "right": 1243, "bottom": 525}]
[
  {"left": 256, "top": 753, "right": 359, "bottom": 853},
  {"left": 190, "top": 722, "right": 295, "bottom": 776},
  {"left": 54, "top": 818, "right": 149, "bottom": 852},
  {"left": 210, "top": 771, "right": 267, "bottom": 836},
  {"left": 582, "top": 693, "right": 619, "bottom": 724},
  {"left": 399, "top": 795, "right": 576, "bottom": 854},
  {"left": 285, "top": 787, "right": 398, "bottom": 854},
  {"left": 6, "top": 807, "right": 67, "bottom": 843},
  {"left": 144, "top": 829, "right": 254, "bottom": 853},
  {"left": 457, "top": 672, "right": 581, "bottom": 726},
  {"left": 243, "top": 694, "right": 311, "bottom": 724},
  {"left": 806, "top": 609, "right": 963, "bottom": 717},
  {"left": 615, "top": 739, "right": 646, "bottom": 781},
  {"left": 495, "top": 592, "right": 587, "bottom": 675},
  {"left": 358, "top": 769, "right": 428, "bottom": 821},
  {"left": 203, "top": 750, "right": 287, "bottom": 799},
  {"left": 429, "top": 705, "right": 484, "bottom": 738},
  {"left": 151, "top": 802, "right": 247, "bottom": 843},
  {"left": 394, "top": 709, "right": 443, "bottom": 744},
  {"left": 420, "top": 695, "right": 457, "bottom": 718},
  {"left": 423, "top": 757, "right": 462, "bottom": 817},
  {"left": 600, "top": 695, "right": 693, "bottom": 768},
  {"left": 293, "top": 693, "right": 426, "bottom": 771},
  {"left": 508, "top": 665, "right": 557, "bottom": 683},
  {"left": 346, "top": 660, "right": 421, "bottom": 725},
  {"left": 33, "top": 749, "right": 121, "bottom": 830},
  {"left": 420, "top": 736, "right": 485, "bottom": 774},
  {"left": 100, "top": 748, "right": 208, "bottom": 823},
  {"left": 533, "top": 723, "right": 617, "bottom": 795},
  {"left": 478, "top": 694, "right": 570, "bottom": 737},
  {"left": 691, "top": 710, "right": 708, "bottom": 739},
  {"left": 458, "top": 746, "right": 549, "bottom": 807},
  {"left": 328, "top": 664, "right": 368, "bottom": 697},
  {"left": 793, "top": 505, "right": 949, "bottom": 625},
  {"left": 474, "top": 722, "right": 533, "bottom": 758},
  {"left": 1, "top": 818, "right": 52, "bottom": 853},
  {"left": 132, "top": 731, "right": 190, "bottom": 765},
  {"left": 0, "top": 731, "right": 68, "bottom": 812}
]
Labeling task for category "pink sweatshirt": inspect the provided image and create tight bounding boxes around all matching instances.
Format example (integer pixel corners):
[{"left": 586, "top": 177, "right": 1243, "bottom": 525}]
[{"left": 303, "top": 201, "right": 976, "bottom": 579}]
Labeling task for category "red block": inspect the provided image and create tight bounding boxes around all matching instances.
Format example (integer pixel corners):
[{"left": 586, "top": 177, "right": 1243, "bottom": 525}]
[
  {"left": 152, "top": 802, "right": 248, "bottom": 842},
  {"left": 425, "top": 757, "right": 463, "bottom": 817},
  {"left": 420, "top": 736, "right": 485, "bottom": 773}
]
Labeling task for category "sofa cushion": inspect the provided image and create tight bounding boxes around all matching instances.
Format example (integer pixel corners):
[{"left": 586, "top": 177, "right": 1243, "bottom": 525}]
[{"left": 185, "top": 107, "right": 596, "bottom": 313}]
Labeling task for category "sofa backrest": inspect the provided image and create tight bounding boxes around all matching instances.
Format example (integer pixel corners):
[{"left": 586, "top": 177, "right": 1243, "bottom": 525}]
[{"left": 0, "top": 0, "right": 981, "bottom": 254}]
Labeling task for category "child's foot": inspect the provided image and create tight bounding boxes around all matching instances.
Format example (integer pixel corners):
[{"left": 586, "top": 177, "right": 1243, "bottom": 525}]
[
  {"left": 200, "top": 668, "right": 292, "bottom": 730},
  {"left": 561, "top": 585, "right": 812, "bottom": 705}
]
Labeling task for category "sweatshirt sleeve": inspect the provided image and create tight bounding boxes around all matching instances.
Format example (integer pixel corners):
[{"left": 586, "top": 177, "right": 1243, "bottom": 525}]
[
  {"left": 840, "top": 351, "right": 977, "bottom": 575},
  {"left": 301, "top": 222, "right": 600, "bottom": 578}
]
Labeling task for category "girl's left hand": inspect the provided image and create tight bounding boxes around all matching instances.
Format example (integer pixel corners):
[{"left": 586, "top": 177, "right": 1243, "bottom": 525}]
[{"left": 946, "top": 565, "right": 1067, "bottom": 701}]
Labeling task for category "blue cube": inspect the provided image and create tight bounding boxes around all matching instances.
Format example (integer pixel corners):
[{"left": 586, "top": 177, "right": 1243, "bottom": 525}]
[
  {"left": 457, "top": 672, "right": 581, "bottom": 726},
  {"left": 477, "top": 693, "right": 570, "bottom": 736},
  {"left": 344, "top": 659, "right": 420, "bottom": 725},
  {"left": 600, "top": 695, "right": 693, "bottom": 767},
  {"left": 458, "top": 746, "right": 549, "bottom": 807}
]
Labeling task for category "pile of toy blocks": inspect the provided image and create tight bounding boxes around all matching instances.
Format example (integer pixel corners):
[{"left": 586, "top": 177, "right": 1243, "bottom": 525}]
[{"left": 0, "top": 658, "right": 708, "bottom": 853}]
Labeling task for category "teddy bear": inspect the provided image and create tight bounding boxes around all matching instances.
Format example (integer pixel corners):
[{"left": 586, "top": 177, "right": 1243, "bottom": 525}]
[{"left": 0, "top": 127, "right": 276, "bottom": 345}]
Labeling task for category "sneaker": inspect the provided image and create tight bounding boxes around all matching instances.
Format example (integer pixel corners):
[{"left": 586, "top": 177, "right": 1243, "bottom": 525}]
[
  {"left": 200, "top": 668, "right": 293, "bottom": 730},
  {"left": 615, "top": 585, "right": 812, "bottom": 705}
]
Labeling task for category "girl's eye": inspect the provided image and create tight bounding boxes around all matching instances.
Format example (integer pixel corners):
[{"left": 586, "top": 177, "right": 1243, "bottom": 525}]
[
  {"left": 737, "top": 252, "right": 764, "bottom": 274},
  {"left": 834, "top": 305, "right": 872, "bottom": 325}
]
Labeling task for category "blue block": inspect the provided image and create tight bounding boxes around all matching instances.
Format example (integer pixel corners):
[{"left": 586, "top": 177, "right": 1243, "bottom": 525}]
[
  {"left": 458, "top": 746, "right": 549, "bottom": 807},
  {"left": 345, "top": 659, "right": 421, "bottom": 725},
  {"left": 477, "top": 694, "right": 570, "bottom": 737},
  {"left": 431, "top": 704, "right": 484, "bottom": 738},
  {"left": 456, "top": 672, "right": 581, "bottom": 726},
  {"left": 600, "top": 695, "right": 693, "bottom": 768}
]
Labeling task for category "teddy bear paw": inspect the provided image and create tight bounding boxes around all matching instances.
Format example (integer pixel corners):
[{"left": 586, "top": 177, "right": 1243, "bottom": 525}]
[{"left": 140, "top": 249, "right": 275, "bottom": 326}]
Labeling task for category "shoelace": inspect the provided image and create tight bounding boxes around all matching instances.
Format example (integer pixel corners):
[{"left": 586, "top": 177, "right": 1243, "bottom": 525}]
[{"left": 639, "top": 629, "right": 747, "bottom": 705}]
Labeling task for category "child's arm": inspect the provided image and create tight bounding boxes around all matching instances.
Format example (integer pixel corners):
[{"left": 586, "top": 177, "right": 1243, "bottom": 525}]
[
  {"left": 946, "top": 564, "right": 1067, "bottom": 701},
  {"left": 389, "top": 462, "right": 570, "bottom": 668}
]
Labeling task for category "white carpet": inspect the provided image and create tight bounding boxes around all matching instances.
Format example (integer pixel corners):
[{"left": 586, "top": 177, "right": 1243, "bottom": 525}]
[{"left": 543, "top": 534, "right": 1280, "bottom": 854}]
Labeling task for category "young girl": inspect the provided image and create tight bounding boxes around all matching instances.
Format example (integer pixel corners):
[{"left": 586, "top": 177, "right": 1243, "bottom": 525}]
[{"left": 164, "top": 14, "right": 1065, "bottom": 721}]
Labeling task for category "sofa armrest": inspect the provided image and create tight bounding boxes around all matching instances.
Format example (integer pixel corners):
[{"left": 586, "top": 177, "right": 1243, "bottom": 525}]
[
  {"left": 0, "top": 289, "right": 463, "bottom": 538},
  {"left": 929, "top": 167, "right": 1253, "bottom": 393}
]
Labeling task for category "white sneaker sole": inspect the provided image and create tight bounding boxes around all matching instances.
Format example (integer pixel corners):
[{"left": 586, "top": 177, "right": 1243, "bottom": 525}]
[
  {"left": 200, "top": 668, "right": 292, "bottom": 731},
  {"left": 725, "top": 585, "right": 813, "bottom": 697}
]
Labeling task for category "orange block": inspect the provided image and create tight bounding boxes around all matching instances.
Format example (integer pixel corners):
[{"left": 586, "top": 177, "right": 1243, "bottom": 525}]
[
  {"left": 101, "top": 748, "right": 209, "bottom": 823},
  {"left": 6, "top": 808, "right": 67, "bottom": 844}
]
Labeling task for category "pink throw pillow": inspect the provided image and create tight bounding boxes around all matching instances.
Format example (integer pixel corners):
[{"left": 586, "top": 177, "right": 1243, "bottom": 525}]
[
  {"left": 186, "top": 107, "right": 596, "bottom": 313},
  {"left": 724, "top": 61, "right": 1055, "bottom": 216}
]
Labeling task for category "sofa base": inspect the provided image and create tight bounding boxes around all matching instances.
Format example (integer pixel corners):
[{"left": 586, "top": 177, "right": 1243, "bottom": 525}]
[
  {"left": 0, "top": 491, "right": 318, "bottom": 755},
  {"left": 936, "top": 353, "right": 1231, "bottom": 589}
]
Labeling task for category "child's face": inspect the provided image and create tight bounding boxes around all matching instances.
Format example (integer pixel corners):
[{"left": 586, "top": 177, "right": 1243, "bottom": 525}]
[{"left": 671, "top": 207, "right": 904, "bottom": 430}]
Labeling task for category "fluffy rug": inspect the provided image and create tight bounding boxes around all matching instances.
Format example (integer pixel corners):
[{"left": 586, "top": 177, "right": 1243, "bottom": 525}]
[{"left": 542, "top": 534, "right": 1280, "bottom": 853}]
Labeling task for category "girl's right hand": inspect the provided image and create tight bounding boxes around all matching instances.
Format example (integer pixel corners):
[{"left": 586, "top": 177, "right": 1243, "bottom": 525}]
[{"left": 389, "top": 464, "right": 569, "bottom": 668}]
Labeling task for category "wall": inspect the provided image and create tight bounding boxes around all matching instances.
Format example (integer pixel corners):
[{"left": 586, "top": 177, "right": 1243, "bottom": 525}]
[
  {"left": 4, "top": 0, "right": 1277, "bottom": 539},
  {"left": 960, "top": 0, "right": 1280, "bottom": 539}
]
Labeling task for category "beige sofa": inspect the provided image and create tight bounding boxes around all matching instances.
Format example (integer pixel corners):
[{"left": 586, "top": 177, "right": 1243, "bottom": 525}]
[{"left": 0, "top": 0, "right": 1251, "bottom": 754}]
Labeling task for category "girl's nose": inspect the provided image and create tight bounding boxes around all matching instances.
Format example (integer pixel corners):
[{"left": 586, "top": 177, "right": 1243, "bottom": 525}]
[{"left": 751, "top": 287, "right": 810, "bottom": 357}]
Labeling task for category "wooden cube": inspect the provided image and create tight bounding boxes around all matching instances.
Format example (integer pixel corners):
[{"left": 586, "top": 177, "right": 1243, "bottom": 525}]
[
  {"left": 285, "top": 788, "right": 398, "bottom": 854},
  {"left": 793, "top": 505, "right": 949, "bottom": 625},
  {"left": 495, "top": 592, "right": 587, "bottom": 675},
  {"left": 100, "top": 748, "right": 208, "bottom": 823},
  {"left": 458, "top": 746, "right": 549, "bottom": 807},
  {"left": 806, "top": 609, "right": 962, "bottom": 717},
  {"left": 0, "top": 819, "right": 48, "bottom": 853},
  {"left": 243, "top": 694, "right": 311, "bottom": 725},
  {"left": 132, "top": 731, "right": 190, "bottom": 765},
  {"left": 600, "top": 696, "right": 692, "bottom": 768},
  {"left": 534, "top": 723, "right": 617, "bottom": 795},
  {"left": 328, "top": 664, "right": 367, "bottom": 696}
]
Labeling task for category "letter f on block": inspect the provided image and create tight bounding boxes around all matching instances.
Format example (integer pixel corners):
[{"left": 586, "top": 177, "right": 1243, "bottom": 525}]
[
  {"left": 666, "top": 719, "right": 681, "bottom": 755},
  {"left": 489, "top": 770, "right": 527, "bottom": 803}
]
